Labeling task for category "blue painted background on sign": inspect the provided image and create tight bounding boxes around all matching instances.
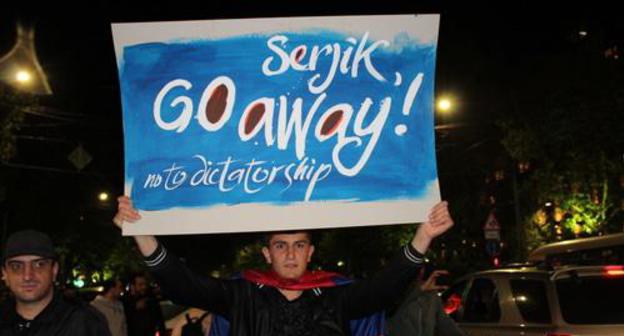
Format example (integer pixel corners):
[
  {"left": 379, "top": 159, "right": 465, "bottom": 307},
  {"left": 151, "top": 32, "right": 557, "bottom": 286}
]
[{"left": 118, "top": 30, "right": 438, "bottom": 210}]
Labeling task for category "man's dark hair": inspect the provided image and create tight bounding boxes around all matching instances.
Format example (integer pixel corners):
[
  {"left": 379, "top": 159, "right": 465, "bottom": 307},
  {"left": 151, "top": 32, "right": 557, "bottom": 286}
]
[
  {"left": 101, "top": 279, "right": 120, "bottom": 294},
  {"left": 260, "top": 230, "right": 315, "bottom": 246},
  {"left": 130, "top": 272, "right": 147, "bottom": 284}
]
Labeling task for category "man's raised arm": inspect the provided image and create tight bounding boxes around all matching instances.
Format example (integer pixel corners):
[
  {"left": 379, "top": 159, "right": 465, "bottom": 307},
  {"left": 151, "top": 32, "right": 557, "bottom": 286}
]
[
  {"left": 113, "top": 196, "right": 158, "bottom": 256},
  {"left": 411, "top": 201, "right": 454, "bottom": 254},
  {"left": 342, "top": 201, "right": 454, "bottom": 319},
  {"left": 111, "top": 196, "right": 230, "bottom": 316}
]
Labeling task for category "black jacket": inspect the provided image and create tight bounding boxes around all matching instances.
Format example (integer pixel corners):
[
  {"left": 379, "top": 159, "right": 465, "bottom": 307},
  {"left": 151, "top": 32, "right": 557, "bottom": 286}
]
[
  {"left": 122, "top": 293, "right": 166, "bottom": 336},
  {"left": 146, "top": 243, "right": 424, "bottom": 336},
  {"left": 0, "top": 291, "right": 111, "bottom": 336}
]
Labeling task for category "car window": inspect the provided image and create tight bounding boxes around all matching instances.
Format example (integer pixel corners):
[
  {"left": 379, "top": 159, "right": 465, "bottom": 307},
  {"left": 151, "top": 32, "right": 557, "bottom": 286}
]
[
  {"left": 462, "top": 278, "right": 501, "bottom": 323},
  {"left": 509, "top": 279, "right": 551, "bottom": 324},
  {"left": 442, "top": 280, "right": 467, "bottom": 320},
  {"left": 556, "top": 275, "right": 624, "bottom": 324}
]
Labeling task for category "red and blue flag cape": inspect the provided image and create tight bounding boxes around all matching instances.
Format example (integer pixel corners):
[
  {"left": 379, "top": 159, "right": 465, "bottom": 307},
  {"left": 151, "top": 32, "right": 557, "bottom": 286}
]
[{"left": 208, "top": 270, "right": 386, "bottom": 336}]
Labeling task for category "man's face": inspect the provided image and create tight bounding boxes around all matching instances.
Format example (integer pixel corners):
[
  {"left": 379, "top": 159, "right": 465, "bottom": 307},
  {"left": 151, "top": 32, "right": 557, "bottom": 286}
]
[
  {"left": 2, "top": 255, "right": 57, "bottom": 304},
  {"left": 262, "top": 233, "right": 314, "bottom": 280},
  {"left": 112, "top": 280, "right": 124, "bottom": 299},
  {"left": 132, "top": 276, "right": 148, "bottom": 296}
]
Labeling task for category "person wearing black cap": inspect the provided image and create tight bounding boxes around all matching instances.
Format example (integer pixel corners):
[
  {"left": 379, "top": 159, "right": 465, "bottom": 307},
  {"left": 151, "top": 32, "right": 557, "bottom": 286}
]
[{"left": 0, "top": 229, "right": 111, "bottom": 336}]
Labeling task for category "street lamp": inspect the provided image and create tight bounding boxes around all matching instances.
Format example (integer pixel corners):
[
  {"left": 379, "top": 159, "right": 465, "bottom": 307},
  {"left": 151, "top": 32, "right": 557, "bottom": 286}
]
[
  {"left": 15, "top": 70, "right": 32, "bottom": 83},
  {"left": 98, "top": 192, "right": 109, "bottom": 202},
  {"left": 0, "top": 23, "right": 52, "bottom": 95},
  {"left": 437, "top": 98, "right": 453, "bottom": 113},
  {"left": 435, "top": 96, "right": 456, "bottom": 126}
]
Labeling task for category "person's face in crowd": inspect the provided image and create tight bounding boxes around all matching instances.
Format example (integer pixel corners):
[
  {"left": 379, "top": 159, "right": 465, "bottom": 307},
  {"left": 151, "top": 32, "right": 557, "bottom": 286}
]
[
  {"left": 112, "top": 280, "right": 124, "bottom": 299},
  {"left": 2, "top": 255, "right": 58, "bottom": 304},
  {"left": 262, "top": 232, "right": 314, "bottom": 280},
  {"left": 132, "top": 276, "right": 148, "bottom": 296}
]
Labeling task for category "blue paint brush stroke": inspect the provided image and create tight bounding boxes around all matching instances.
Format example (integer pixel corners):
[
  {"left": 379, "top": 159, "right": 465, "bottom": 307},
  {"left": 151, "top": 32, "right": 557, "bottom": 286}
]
[{"left": 118, "top": 30, "right": 438, "bottom": 210}]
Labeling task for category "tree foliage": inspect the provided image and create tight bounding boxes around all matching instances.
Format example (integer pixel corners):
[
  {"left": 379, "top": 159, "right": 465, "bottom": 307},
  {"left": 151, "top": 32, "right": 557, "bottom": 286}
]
[
  {"left": 499, "top": 43, "right": 624, "bottom": 249},
  {"left": 0, "top": 84, "right": 37, "bottom": 161}
]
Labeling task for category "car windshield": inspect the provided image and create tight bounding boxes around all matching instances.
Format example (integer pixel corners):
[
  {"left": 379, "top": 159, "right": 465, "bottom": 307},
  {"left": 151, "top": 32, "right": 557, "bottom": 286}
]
[{"left": 556, "top": 275, "right": 624, "bottom": 324}]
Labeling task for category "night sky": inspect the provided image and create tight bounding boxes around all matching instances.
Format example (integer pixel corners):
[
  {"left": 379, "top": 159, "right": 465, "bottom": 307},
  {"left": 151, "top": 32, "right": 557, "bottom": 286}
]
[{"left": 0, "top": 1, "right": 622, "bottom": 268}]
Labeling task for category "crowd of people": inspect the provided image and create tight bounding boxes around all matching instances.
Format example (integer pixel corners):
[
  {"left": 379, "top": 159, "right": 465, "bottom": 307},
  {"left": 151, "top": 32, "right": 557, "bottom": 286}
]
[{"left": 0, "top": 198, "right": 463, "bottom": 336}]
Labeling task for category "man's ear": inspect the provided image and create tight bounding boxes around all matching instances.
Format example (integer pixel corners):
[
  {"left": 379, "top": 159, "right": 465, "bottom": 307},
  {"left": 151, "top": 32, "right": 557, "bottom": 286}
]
[
  {"left": 307, "top": 245, "right": 315, "bottom": 262},
  {"left": 261, "top": 246, "right": 272, "bottom": 264}
]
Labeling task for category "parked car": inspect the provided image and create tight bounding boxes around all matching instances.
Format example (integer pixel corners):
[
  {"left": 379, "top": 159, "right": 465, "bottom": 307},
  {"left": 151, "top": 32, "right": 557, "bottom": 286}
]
[{"left": 442, "top": 233, "right": 624, "bottom": 336}]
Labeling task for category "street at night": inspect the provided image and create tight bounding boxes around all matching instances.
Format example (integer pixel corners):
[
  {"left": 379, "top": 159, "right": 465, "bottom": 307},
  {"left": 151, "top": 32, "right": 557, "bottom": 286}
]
[{"left": 1, "top": 2, "right": 623, "bottom": 335}]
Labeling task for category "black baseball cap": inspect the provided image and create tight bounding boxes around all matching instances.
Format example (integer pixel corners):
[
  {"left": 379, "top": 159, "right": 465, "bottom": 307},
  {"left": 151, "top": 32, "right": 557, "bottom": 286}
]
[{"left": 2, "top": 230, "right": 58, "bottom": 262}]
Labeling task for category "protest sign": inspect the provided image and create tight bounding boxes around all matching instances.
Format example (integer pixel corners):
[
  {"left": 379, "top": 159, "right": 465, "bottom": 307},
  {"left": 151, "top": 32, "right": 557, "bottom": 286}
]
[{"left": 112, "top": 14, "right": 441, "bottom": 235}]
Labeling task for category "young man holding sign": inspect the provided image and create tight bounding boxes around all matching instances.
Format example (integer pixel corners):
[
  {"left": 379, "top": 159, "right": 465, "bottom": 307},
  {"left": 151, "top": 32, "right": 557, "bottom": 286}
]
[{"left": 114, "top": 196, "right": 453, "bottom": 336}]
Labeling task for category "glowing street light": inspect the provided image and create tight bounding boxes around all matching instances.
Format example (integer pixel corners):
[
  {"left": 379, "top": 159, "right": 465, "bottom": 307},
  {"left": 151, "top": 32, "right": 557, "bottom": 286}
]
[
  {"left": 15, "top": 70, "right": 32, "bottom": 83},
  {"left": 0, "top": 24, "right": 52, "bottom": 95},
  {"left": 434, "top": 95, "right": 457, "bottom": 126},
  {"left": 98, "top": 192, "right": 109, "bottom": 202},
  {"left": 437, "top": 98, "right": 453, "bottom": 112}
]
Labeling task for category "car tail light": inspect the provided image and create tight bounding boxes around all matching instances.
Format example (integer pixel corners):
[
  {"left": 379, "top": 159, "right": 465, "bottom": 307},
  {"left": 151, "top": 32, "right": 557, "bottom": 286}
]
[{"left": 603, "top": 265, "right": 624, "bottom": 277}]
